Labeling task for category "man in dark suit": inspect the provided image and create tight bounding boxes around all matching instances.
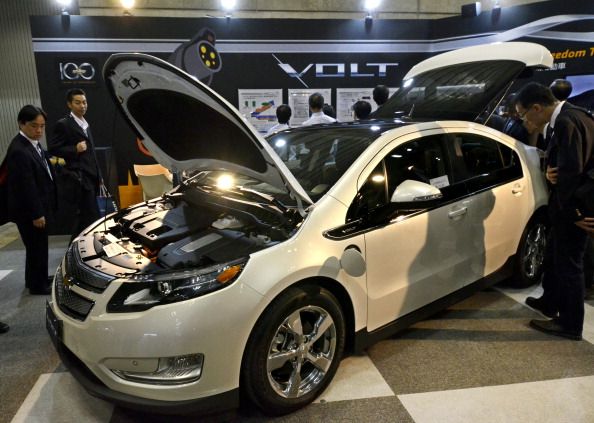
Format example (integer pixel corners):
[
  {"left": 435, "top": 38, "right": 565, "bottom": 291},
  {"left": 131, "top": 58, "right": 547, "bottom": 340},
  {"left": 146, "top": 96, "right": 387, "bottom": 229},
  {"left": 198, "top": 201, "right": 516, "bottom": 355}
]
[
  {"left": 516, "top": 82, "right": 594, "bottom": 341},
  {"left": 49, "top": 88, "right": 101, "bottom": 240},
  {"left": 3, "top": 105, "right": 56, "bottom": 295}
]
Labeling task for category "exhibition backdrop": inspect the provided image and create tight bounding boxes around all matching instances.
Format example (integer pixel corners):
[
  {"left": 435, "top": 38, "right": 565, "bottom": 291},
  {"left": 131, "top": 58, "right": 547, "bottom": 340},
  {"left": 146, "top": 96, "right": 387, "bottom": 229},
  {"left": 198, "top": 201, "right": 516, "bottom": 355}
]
[{"left": 28, "top": 0, "right": 594, "bottom": 231}]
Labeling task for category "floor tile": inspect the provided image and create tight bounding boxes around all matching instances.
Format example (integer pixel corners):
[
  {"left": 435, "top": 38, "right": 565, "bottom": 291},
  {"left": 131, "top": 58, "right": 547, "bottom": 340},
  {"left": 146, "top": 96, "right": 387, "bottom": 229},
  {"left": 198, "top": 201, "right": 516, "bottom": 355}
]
[
  {"left": 10, "top": 373, "right": 113, "bottom": 423},
  {"left": 399, "top": 375, "right": 594, "bottom": 423},
  {"left": 315, "top": 354, "right": 394, "bottom": 403}
]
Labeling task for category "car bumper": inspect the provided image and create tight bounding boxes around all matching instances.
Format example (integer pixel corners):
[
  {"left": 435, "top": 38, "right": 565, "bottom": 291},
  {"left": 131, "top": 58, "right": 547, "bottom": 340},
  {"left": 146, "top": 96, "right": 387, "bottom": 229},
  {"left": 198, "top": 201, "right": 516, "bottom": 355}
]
[
  {"left": 46, "top": 273, "right": 264, "bottom": 412},
  {"left": 53, "top": 334, "right": 239, "bottom": 415}
]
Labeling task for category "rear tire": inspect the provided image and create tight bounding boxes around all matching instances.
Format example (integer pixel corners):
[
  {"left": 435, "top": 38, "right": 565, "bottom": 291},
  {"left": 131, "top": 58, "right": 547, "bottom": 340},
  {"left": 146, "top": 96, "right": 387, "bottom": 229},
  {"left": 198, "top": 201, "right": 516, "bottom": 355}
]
[
  {"left": 241, "top": 285, "right": 345, "bottom": 415},
  {"left": 511, "top": 214, "right": 547, "bottom": 288}
]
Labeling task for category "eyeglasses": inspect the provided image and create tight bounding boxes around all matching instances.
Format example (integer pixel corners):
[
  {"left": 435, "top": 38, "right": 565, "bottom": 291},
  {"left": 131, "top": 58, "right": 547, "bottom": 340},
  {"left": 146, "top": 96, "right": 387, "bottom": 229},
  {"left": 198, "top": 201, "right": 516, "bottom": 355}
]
[{"left": 517, "top": 104, "right": 534, "bottom": 120}]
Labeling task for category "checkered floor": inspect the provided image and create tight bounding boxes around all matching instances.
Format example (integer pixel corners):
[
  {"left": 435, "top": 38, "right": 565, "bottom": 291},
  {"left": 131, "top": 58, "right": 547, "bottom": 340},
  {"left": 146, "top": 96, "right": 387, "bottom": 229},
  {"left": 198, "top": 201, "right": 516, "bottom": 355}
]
[{"left": 1, "top": 223, "right": 593, "bottom": 423}]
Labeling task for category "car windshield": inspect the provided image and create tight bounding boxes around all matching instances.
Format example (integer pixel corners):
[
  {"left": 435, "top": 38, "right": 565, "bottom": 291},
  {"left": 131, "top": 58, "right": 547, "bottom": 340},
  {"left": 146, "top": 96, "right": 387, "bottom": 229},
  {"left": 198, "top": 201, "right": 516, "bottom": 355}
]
[
  {"left": 373, "top": 60, "right": 526, "bottom": 121},
  {"left": 266, "top": 125, "right": 389, "bottom": 201},
  {"left": 186, "top": 124, "right": 396, "bottom": 206}
]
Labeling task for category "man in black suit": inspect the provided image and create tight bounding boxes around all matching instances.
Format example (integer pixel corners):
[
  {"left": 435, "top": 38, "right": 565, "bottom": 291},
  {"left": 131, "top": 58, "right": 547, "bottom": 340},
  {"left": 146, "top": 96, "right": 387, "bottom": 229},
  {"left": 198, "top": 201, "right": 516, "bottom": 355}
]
[
  {"left": 516, "top": 82, "right": 594, "bottom": 341},
  {"left": 3, "top": 105, "right": 56, "bottom": 295},
  {"left": 49, "top": 88, "right": 101, "bottom": 240}
]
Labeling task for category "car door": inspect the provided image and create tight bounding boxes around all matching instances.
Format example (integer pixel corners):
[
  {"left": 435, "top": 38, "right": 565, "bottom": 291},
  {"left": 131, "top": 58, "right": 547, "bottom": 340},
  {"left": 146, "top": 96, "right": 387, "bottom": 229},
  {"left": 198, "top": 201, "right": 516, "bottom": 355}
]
[
  {"left": 445, "top": 131, "right": 527, "bottom": 282},
  {"left": 351, "top": 133, "right": 475, "bottom": 332}
]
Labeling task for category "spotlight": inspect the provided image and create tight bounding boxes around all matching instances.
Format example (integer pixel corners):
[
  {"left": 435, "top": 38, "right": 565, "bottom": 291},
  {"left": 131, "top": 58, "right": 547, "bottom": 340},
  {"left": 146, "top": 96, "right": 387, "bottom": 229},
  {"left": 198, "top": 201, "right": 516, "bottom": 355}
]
[
  {"left": 121, "top": 0, "right": 134, "bottom": 15},
  {"left": 221, "top": 0, "right": 236, "bottom": 11},
  {"left": 57, "top": 0, "right": 71, "bottom": 15},
  {"left": 364, "top": 0, "right": 381, "bottom": 10}
]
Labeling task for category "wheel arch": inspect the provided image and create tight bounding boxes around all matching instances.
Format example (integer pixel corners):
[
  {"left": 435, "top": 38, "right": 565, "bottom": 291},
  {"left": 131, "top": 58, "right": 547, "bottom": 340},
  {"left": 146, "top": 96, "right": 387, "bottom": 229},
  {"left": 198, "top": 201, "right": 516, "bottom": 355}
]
[{"left": 239, "top": 276, "right": 356, "bottom": 378}]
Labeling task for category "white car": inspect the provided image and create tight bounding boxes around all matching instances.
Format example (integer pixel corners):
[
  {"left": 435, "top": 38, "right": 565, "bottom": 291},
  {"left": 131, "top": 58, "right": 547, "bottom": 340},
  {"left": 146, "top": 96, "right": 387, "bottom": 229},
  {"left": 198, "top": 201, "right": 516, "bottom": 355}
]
[{"left": 46, "top": 42, "right": 552, "bottom": 416}]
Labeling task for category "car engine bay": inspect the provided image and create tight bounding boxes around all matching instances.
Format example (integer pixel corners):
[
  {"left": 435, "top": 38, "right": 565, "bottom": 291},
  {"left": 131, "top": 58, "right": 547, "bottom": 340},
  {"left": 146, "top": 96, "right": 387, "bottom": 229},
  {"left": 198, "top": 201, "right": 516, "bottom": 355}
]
[{"left": 72, "top": 183, "right": 304, "bottom": 278}]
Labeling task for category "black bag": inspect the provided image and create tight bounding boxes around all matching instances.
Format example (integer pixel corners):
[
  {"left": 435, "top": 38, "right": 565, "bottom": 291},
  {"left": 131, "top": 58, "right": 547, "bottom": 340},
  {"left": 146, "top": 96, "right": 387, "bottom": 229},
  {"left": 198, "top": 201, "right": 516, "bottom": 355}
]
[{"left": 96, "top": 184, "right": 118, "bottom": 217}]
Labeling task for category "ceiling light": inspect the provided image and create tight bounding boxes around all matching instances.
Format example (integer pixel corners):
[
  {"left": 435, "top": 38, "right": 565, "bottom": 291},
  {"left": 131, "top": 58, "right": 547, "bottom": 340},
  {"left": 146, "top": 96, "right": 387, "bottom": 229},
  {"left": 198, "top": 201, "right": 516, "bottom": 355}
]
[
  {"left": 121, "top": 0, "right": 135, "bottom": 9},
  {"left": 221, "top": 0, "right": 237, "bottom": 11},
  {"left": 364, "top": 0, "right": 381, "bottom": 11},
  {"left": 57, "top": 0, "right": 71, "bottom": 15}
]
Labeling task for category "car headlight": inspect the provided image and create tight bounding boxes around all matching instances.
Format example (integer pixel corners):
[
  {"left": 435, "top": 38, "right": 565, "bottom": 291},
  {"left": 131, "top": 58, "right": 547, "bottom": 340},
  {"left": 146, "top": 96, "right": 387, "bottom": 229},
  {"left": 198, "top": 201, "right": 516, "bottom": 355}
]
[{"left": 107, "top": 258, "right": 247, "bottom": 312}]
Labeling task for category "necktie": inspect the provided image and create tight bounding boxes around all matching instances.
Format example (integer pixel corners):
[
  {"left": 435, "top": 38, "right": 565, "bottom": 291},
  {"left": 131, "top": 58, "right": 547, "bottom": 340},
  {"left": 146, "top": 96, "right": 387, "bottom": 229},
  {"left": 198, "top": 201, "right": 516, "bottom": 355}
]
[
  {"left": 546, "top": 125, "right": 554, "bottom": 142},
  {"left": 36, "top": 143, "right": 53, "bottom": 180}
]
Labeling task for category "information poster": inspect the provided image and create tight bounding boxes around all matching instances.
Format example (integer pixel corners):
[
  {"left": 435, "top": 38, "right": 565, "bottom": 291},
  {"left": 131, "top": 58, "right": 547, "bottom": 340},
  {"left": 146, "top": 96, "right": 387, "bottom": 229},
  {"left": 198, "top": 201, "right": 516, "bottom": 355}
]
[
  {"left": 336, "top": 87, "right": 398, "bottom": 122},
  {"left": 288, "top": 88, "right": 332, "bottom": 126},
  {"left": 238, "top": 89, "right": 283, "bottom": 133}
]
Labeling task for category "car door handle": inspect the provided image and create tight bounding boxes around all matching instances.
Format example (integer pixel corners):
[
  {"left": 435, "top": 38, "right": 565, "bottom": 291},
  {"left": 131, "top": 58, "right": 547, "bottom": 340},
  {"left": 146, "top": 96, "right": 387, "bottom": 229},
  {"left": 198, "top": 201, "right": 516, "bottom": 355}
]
[
  {"left": 448, "top": 207, "right": 467, "bottom": 219},
  {"left": 512, "top": 183, "right": 524, "bottom": 194}
]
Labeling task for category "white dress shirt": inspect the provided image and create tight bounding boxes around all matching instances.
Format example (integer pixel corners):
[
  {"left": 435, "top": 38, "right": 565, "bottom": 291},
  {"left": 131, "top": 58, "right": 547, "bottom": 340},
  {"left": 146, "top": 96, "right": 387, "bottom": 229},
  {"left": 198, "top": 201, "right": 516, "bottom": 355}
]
[
  {"left": 71, "top": 112, "right": 89, "bottom": 134},
  {"left": 302, "top": 111, "right": 336, "bottom": 127},
  {"left": 265, "top": 123, "right": 290, "bottom": 136}
]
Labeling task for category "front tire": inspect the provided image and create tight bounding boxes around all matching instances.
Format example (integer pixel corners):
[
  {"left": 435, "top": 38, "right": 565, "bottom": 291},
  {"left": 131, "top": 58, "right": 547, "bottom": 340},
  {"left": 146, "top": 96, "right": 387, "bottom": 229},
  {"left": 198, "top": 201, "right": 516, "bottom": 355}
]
[
  {"left": 511, "top": 215, "right": 547, "bottom": 288},
  {"left": 241, "top": 285, "right": 345, "bottom": 415}
]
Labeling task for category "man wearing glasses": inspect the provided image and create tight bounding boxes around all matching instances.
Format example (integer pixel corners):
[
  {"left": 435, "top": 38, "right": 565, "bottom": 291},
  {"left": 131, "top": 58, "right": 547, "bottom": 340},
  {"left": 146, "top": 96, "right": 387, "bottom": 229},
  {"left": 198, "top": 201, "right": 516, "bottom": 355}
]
[{"left": 515, "top": 82, "right": 594, "bottom": 340}]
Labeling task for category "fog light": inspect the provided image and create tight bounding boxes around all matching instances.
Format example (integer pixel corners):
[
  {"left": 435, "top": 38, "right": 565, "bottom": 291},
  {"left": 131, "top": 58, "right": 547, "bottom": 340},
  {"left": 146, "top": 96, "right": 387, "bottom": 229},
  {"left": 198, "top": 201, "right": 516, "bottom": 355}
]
[{"left": 111, "top": 353, "right": 204, "bottom": 385}]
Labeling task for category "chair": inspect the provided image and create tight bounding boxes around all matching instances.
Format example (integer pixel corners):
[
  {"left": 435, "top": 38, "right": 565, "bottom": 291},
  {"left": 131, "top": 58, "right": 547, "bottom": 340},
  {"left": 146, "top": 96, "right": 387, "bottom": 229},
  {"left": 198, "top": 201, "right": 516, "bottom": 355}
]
[{"left": 133, "top": 164, "right": 173, "bottom": 201}]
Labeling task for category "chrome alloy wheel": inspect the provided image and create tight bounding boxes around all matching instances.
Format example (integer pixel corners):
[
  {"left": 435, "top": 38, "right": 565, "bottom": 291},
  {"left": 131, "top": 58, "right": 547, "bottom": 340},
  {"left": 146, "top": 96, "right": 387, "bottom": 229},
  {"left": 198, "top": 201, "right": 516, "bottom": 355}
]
[
  {"left": 266, "top": 305, "right": 337, "bottom": 399},
  {"left": 522, "top": 222, "right": 546, "bottom": 279}
]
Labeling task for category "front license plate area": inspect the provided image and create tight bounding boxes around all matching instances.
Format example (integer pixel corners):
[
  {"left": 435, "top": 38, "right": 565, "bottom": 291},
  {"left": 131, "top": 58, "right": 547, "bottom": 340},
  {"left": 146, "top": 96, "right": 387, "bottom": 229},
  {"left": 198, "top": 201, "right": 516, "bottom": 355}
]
[{"left": 46, "top": 301, "right": 63, "bottom": 349}]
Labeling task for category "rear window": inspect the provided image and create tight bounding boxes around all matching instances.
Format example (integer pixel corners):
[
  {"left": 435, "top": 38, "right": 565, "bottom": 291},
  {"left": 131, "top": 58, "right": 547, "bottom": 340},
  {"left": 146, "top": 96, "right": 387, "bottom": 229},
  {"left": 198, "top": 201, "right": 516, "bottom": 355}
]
[{"left": 373, "top": 60, "right": 525, "bottom": 121}]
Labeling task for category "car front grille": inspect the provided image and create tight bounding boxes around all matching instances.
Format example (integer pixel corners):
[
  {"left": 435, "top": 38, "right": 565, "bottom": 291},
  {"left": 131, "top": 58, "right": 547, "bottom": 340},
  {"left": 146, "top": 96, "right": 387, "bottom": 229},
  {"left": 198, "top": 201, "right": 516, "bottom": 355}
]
[
  {"left": 65, "top": 247, "right": 113, "bottom": 293},
  {"left": 55, "top": 265, "right": 95, "bottom": 321},
  {"left": 55, "top": 245, "right": 115, "bottom": 322}
]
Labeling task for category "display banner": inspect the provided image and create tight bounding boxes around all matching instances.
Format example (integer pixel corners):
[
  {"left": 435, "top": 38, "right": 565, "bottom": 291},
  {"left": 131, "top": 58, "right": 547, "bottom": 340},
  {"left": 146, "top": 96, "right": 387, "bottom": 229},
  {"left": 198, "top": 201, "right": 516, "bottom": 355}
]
[
  {"left": 28, "top": 0, "right": 594, "bottom": 233},
  {"left": 288, "top": 89, "right": 333, "bottom": 126}
]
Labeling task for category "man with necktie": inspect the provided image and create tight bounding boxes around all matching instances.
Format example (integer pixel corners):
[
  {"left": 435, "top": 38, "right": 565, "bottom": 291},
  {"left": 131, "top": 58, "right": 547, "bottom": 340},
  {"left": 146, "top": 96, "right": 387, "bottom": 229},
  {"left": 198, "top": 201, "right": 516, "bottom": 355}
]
[
  {"left": 516, "top": 82, "right": 594, "bottom": 340},
  {"left": 2, "top": 105, "right": 56, "bottom": 295},
  {"left": 49, "top": 88, "right": 101, "bottom": 241}
]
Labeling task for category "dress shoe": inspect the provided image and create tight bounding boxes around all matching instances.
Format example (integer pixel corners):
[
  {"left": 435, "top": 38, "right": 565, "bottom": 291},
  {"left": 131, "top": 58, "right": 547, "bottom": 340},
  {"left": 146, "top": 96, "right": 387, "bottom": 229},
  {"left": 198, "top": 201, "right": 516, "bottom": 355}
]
[
  {"left": 525, "top": 296, "right": 557, "bottom": 318},
  {"left": 529, "top": 318, "right": 582, "bottom": 341},
  {"left": 29, "top": 285, "right": 52, "bottom": 295},
  {"left": 0, "top": 322, "right": 9, "bottom": 334}
]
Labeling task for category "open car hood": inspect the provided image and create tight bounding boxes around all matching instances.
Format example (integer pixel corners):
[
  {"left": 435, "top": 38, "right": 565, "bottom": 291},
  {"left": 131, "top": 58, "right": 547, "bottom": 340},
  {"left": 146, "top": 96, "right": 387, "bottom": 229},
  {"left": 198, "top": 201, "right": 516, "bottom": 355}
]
[
  {"left": 373, "top": 42, "right": 553, "bottom": 121},
  {"left": 103, "top": 53, "right": 313, "bottom": 206}
]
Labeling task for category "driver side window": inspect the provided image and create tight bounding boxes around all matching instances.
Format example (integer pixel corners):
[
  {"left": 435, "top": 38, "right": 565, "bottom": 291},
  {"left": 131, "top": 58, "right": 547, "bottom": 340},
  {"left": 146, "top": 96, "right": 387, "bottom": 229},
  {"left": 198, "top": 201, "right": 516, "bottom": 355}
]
[
  {"left": 347, "top": 134, "right": 458, "bottom": 222},
  {"left": 385, "top": 135, "right": 450, "bottom": 196}
]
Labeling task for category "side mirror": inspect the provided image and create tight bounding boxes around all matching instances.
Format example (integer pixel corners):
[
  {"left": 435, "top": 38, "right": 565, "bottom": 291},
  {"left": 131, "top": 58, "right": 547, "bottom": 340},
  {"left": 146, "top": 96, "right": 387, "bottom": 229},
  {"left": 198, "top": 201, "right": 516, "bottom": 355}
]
[{"left": 390, "top": 179, "right": 442, "bottom": 208}]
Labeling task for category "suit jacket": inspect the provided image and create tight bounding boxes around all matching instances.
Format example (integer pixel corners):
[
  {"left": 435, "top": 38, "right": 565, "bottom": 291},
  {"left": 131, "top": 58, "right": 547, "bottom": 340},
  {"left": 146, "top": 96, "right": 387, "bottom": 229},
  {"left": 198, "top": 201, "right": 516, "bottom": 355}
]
[
  {"left": 546, "top": 102, "right": 594, "bottom": 221},
  {"left": 49, "top": 115, "right": 101, "bottom": 191},
  {"left": 2, "top": 134, "right": 57, "bottom": 223}
]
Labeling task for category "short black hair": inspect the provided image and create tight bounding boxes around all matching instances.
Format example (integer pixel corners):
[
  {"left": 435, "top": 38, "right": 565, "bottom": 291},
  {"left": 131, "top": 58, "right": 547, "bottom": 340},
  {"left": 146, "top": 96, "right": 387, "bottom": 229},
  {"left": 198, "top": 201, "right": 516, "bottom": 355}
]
[
  {"left": 309, "top": 92, "right": 325, "bottom": 110},
  {"left": 322, "top": 103, "right": 336, "bottom": 118},
  {"left": 373, "top": 85, "right": 389, "bottom": 106},
  {"left": 276, "top": 104, "right": 292, "bottom": 124},
  {"left": 17, "top": 105, "right": 47, "bottom": 124},
  {"left": 66, "top": 88, "right": 86, "bottom": 103},
  {"left": 514, "top": 82, "right": 557, "bottom": 109},
  {"left": 549, "top": 79, "right": 573, "bottom": 101},
  {"left": 353, "top": 100, "right": 372, "bottom": 119}
]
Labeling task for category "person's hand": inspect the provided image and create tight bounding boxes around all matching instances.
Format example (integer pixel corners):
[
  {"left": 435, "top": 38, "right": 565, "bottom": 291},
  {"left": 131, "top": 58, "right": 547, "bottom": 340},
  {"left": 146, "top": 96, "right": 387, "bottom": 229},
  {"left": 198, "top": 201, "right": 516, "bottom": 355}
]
[
  {"left": 76, "top": 141, "right": 87, "bottom": 153},
  {"left": 575, "top": 217, "right": 594, "bottom": 237},
  {"left": 546, "top": 166, "right": 558, "bottom": 184},
  {"left": 32, "top": 216, "right": 45, "bottom": 229}
]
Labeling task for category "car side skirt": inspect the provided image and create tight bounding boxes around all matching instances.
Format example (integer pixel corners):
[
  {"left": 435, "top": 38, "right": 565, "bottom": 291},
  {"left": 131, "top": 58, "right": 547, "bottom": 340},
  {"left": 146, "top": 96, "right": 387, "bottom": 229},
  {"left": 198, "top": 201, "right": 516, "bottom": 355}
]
[{"left": 353, "top": 255, "right": 515, "bottom": 354}]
